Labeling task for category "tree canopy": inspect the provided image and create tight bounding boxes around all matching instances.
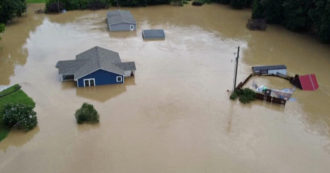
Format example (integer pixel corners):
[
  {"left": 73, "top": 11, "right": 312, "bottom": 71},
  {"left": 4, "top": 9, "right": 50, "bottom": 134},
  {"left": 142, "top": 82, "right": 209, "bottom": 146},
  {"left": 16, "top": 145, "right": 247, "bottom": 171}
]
[
  {"left": 0, "top": 0, "right": 26, "bottom": 24},
  {"left": 251, "top": 0, "right": 330, "bottom": 43}
]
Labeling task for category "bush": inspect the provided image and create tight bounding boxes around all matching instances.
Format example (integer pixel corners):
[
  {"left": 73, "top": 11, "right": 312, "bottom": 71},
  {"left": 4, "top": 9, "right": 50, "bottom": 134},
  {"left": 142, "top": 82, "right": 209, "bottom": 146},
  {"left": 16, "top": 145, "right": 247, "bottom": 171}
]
[
  {"left": 238, "top": 88, "right": 256, "bottom": 103},
  {"left": 75, "top": 103, "right": 99, "bottom": 124},
  {"left": 2, "top": 104, "right": 37, "bottom": 131},
  {"left": 230, "top": 88, "right": 256, "bottom": 104}
]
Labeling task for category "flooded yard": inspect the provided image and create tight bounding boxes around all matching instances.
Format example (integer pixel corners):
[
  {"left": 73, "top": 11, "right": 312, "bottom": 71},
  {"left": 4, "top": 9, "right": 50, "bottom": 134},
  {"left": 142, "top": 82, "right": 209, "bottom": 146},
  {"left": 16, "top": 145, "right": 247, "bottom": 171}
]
[{"left": 0, "top": 3, "right": 330, "bottom": 173}]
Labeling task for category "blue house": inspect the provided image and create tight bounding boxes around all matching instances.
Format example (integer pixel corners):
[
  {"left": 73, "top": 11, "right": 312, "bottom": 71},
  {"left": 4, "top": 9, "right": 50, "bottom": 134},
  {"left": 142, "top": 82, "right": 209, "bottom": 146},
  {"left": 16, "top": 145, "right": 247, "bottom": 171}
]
[{"left": 56, "top": 46, "right": 136, "bottom": 87}]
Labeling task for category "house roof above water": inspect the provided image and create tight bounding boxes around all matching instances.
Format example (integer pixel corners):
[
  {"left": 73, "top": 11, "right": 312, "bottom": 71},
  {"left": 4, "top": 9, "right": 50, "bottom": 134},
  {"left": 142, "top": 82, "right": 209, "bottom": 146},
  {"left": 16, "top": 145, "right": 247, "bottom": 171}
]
[
  {"left": 252, "top": 65, "right": 287, "bottom": 72},
  {"left": 142, "top": 29, "right": 165, "bottom": 40},
  {"left": 56, "top": 46, "right": 136, "bottom": 80},
  {"left": 107, "top": 10, "right": 136, "bottom": 25}
]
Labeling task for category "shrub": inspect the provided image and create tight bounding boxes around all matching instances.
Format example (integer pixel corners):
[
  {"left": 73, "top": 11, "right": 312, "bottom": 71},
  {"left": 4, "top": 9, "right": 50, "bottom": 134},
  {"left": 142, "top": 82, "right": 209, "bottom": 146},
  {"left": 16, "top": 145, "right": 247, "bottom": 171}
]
[
  {"left": 230, "top": 88, "right": 256, "bottom": 104},
  {"left": 75, "top": 103, "right": 99, "bottom": 124},
  {"left": 238, "top": 88, "right": 256, "bottom": 103},
  {"left": 2, "top": 104, "right": 37, "bottom": 131},
  {"left": 230, "top": 91, "right": 238, "bottom": 100}
]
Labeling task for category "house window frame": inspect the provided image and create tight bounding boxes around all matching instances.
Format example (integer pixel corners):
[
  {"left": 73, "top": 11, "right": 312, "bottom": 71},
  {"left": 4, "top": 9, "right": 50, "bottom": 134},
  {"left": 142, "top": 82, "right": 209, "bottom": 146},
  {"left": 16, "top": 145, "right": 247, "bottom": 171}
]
[
  {"left": 116, "top": 76, "right": 123, "bottom": 83},
  {"left": 130, "top": 24, "right": 135, "bottom": 31},
  {"left": 83, "top": 78, "right": 96, "bottom": 87}
]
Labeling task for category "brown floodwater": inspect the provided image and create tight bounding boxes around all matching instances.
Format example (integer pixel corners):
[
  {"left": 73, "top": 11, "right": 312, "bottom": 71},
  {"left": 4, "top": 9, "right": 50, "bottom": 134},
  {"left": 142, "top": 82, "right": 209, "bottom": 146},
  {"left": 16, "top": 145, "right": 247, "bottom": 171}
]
[{"left": 0, "top": 3, "right": 330, "bottom": 173}]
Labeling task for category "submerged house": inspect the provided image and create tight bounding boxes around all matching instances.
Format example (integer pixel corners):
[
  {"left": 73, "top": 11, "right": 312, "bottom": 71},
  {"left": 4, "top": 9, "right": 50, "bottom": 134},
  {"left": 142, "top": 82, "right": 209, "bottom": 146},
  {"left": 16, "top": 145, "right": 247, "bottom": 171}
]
[
  {"left": 252, "top": 65, "right": 287, "bottom": 75},
  {"left": 56, "top": 46, "right": 136, "bottom": 87},
  {"left": 107, "top": 10, "right": 136, "bottom": 31},
  {"left": 142, "top": 29, "right": 165, "bottom": 40}
]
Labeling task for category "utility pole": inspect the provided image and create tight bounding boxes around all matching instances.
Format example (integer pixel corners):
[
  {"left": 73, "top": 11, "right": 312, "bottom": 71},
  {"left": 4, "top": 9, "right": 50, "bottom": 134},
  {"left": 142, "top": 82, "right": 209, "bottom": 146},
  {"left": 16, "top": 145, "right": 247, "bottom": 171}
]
[{"left": 233, "top": 46, "right": 240, "bottom": 91}]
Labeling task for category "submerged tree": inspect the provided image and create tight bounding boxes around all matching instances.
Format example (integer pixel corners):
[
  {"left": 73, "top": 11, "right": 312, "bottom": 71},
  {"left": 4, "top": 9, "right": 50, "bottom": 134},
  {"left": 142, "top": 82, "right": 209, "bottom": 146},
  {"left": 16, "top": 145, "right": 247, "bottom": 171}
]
[{"left": 75, "top": 103, "right": 99, "bottom": 124}]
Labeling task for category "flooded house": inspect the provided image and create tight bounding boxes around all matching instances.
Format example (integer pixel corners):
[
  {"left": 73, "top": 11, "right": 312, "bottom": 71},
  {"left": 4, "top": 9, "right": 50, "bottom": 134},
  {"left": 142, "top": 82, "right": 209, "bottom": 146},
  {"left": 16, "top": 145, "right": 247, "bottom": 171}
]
[
  {"left": 252, "top": 65, "right": 287, "bottom": 75},
  {"left": 107, "top": 10, "right": 136, "bottom": 31},
  {"left": 142, "top": 29, "right": 165, "bottom": 40},
  {"left": 56, "top": 46, "right": 136, "bottom": 87}
]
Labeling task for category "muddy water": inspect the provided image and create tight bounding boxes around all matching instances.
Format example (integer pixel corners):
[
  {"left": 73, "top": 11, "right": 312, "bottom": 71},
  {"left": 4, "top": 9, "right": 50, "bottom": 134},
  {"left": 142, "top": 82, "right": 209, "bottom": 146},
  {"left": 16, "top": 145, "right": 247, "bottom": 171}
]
[{"left": 0, "top": 3, "right": 330, "bottom": 173}]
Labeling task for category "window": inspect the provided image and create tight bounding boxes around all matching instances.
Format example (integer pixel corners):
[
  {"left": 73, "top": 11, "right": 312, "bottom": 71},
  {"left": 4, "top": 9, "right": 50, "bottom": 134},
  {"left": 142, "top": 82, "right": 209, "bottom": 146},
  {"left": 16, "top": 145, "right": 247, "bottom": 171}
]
[
  {"left": 130, "top": 25, "right": 134, "bottom": 31},
  {"left": 90, "top": 80, "right": 95, "bottom": 86},
  {"left": 83, "top": 78, "right": 95, "bottom": 87},
  {"left": 84, "top": 80, "right": 89, "bottom": 87},
  {"left": 116, "top": 76, "right": 123, "bottom": 83}
]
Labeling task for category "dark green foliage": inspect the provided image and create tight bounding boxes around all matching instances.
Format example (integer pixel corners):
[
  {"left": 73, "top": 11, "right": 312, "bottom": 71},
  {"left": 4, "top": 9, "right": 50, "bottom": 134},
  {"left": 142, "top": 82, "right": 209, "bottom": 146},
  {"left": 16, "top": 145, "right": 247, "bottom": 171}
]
[
  {"left": 0, "top": 23, "right": 4, "bottom": 40},
  {"left": 282, "top": 0, "right": 312, "bottom": 31},
  {"left": 318, "top": 1, "right": 330, "bottom": 43},
  {"left": 250, "top": 0, "right": 330, "bottom": 43},
  {"left": 230, "top": 0, "right": 250, "bottom": 9},
  {"left": 237, "top": 88, "right": 256, "bottom": 103},
  {"left": 2, "top": 104, "right": 37, "bottom": 131},
  {"left": 309, "top": 0, "right": 330, "bottom": 43},
  {"left": 0, "top": 0, "right": 26, "bottom": 23},
  {"left": 0, "top": 23, "right": 4, "bottom": 33},
  {"left": 262, "top": 0, "right": 283, "bottom": 24},
  {"left": 217, "top": 0, "right": 230, "bottom": 4},
  {"left": 230, "top": 88, "right": 256, "bottom": 104},
  {"left": 0, "top": 84, "right": 35, "bottom": 141},
  {"left": 230, "top": 91, "right": 238, "bottom": 100},
  {"left": 192, "top": 0, "right": 205, "bottom": 6},
  {"left": 45, "top": 1, "right": 64, "bottom": 13},
  {"left": 251, "top": 0, "right": 264, "bottom": 19},
  {"left": 46, "top": 0, "right": 171, "bottom": 10},
  {"left": 46, "top": 0, "right": 112, "bottom": 12},
  {"left": 75, "top": 103, "right": 99, "bottom": 124}
]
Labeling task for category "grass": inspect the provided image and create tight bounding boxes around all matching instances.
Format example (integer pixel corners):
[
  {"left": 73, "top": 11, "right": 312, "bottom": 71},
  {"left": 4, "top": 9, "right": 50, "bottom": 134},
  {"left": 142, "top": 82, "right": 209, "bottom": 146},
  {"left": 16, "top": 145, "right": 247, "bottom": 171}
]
[
  {"left": 26, "top": 0, "right": 46, "bottom": 3},
  {"left": 0, "top": 84, "right": 35, "bottom": 141}
]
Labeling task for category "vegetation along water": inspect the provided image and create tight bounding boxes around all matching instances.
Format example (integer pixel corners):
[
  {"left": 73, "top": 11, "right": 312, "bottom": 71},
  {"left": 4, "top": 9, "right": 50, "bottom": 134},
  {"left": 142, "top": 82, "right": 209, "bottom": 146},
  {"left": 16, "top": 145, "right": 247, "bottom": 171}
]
[{"left": 0, "top": 1, "right": 330, "bottom": 173}]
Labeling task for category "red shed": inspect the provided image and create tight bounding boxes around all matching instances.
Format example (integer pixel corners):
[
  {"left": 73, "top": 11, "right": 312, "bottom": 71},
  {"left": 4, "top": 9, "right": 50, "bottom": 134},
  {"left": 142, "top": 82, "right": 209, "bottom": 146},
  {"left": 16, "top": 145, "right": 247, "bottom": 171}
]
[{"left": 299, "top": 74, "right": 319, "bottom": 91}]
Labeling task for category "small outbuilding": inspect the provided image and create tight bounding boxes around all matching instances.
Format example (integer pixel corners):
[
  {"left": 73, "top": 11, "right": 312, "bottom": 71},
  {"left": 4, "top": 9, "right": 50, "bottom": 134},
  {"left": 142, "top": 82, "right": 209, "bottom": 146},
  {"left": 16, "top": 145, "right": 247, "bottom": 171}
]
[
  {"left": 107, "top": 10, "right": 136, "bottom": 31},
  {"left": 56, "top": 46, "right": 136, "bottom": 87},
  {"left": 142, "top": 29, "right": 165, "bottom": 40},
  {"left": 252, "top": 65, "right": 287, "bottom": 75}
]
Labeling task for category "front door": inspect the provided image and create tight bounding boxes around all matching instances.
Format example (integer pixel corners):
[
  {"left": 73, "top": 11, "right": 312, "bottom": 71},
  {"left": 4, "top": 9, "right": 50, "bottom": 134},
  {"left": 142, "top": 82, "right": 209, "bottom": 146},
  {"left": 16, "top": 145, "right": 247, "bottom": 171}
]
[{"left": 84, "top": 78, "right": 95, "bottom": 87}]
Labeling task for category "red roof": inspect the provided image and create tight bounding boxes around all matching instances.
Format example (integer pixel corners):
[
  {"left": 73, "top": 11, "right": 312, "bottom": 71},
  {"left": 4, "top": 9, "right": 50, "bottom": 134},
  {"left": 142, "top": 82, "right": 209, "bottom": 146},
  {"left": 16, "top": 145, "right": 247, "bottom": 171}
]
[{"left": 299, "top": 74, "right": 319, "bottom": 91}]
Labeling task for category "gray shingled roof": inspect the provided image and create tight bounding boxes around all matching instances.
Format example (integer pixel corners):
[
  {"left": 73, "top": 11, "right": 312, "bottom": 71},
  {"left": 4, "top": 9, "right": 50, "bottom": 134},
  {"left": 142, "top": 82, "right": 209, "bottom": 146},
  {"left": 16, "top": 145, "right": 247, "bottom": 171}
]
[
  {"left": 107, "top": 10, "right": 136, "bottom": 25},
  {"left": 56, "top": 46, "right": 136, "bottom": 80},
  {"left": 142, "top": 29, "right": 165, "bottom": 40},
  {"left": 252, "top": 65, "right": 287, "bottom": 72}
]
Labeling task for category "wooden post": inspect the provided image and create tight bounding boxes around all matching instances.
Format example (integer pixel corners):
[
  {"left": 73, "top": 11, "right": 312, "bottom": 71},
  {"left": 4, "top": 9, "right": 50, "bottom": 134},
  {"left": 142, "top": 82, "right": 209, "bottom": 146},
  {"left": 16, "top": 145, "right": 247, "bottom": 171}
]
[{"left": 233, "top": 46, "right": 240, "bottom": 91}]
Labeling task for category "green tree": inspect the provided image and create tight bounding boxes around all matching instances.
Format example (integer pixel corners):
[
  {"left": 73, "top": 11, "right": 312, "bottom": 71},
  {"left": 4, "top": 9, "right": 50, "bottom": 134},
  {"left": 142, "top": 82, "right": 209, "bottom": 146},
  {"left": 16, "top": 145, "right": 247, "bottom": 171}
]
[
  {"left": 252, "top": 0, "right": 264, "bottom": 19},
  {"left": 230, "top": 0, "right": 251, "bottom": 9},
  {"left": 0, "top": 0, "right": 26, "bottom": 23},
  {"left": 318, "top": 0, "right": 330, "bottom": 43},
  {"left": 262, "top": 0, "right": 283, "bottom": 24},
  {"left": 282, "top": 0, "right": 312, "bottom": 31},
  {"left": 75, "top": 103, "right": 99, "bottom": 124}
]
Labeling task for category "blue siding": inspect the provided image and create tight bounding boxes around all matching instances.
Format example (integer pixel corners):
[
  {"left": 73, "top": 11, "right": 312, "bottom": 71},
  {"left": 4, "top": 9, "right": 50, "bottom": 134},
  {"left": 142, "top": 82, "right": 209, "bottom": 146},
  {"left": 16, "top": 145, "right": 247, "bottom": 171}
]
[{"left": 77, "top": 69, "right": 123, "bottom": 87}]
